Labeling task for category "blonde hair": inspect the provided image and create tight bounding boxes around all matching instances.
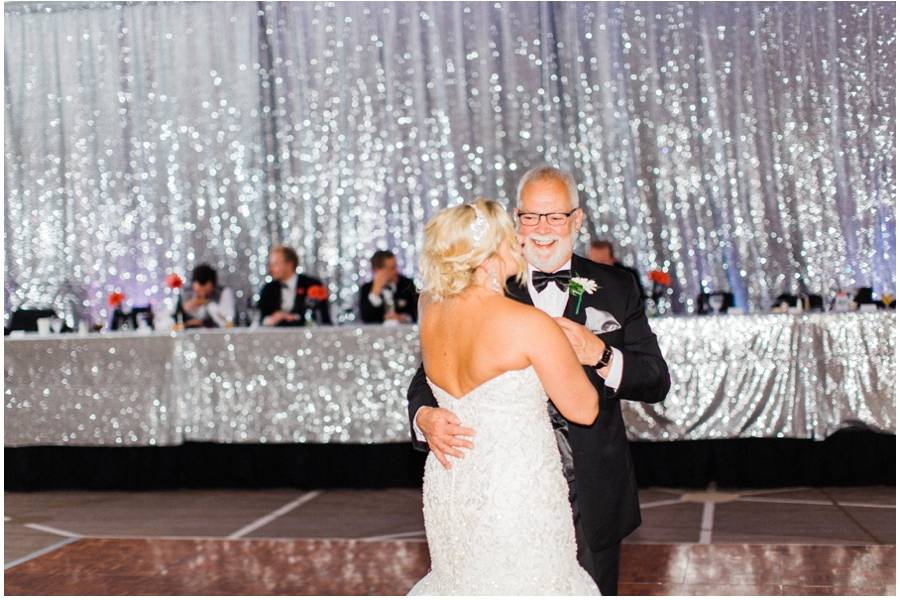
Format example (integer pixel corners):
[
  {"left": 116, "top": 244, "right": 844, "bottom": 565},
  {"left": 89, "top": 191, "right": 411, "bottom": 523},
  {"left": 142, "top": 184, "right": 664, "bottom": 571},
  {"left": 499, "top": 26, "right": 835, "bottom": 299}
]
[{"left": 419, "top": 198, "right": 527, "bottom": 300}]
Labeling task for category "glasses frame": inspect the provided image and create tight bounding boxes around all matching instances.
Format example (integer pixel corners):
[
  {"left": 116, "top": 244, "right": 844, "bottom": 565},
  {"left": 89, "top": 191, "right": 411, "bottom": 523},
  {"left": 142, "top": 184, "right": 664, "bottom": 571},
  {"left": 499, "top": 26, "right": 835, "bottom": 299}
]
[{"left": 515, "top": 208, "right": 580, "bottom": 227}]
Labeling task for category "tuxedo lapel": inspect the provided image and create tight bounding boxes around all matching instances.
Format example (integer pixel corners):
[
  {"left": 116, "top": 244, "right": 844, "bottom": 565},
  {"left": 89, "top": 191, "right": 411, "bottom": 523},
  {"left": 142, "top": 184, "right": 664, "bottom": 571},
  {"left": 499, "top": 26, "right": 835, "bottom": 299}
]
[
  {"left": 563, "top": 256, "right": 585, "bottom": 324},
  {"left": 290, "top": 274, "right": 303, "bottom": 313},
  {"left": 562, "top": 289, "right": 581, "bottom": 323},
  {"left": 565, "top": 255, "right": 600, "bottom": 325},
  {"left": 505, "top": 276, "right": 534, "bottom": 307}
]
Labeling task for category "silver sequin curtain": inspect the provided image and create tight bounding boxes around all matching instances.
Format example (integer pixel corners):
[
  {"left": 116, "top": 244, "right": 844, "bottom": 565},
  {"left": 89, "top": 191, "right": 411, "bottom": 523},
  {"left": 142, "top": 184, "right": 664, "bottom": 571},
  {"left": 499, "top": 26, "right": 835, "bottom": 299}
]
[{"left": 4, "top": 2, "right": 895, "bottom": 322}]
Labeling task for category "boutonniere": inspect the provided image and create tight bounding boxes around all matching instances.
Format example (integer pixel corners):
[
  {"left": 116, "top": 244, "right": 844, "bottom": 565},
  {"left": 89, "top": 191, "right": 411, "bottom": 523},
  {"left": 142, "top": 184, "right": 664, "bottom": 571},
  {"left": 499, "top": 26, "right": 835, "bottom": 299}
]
[
  {"left": 567, "top": 276, "right": 598, "bottom": 314},
  {"left": 296, "top": 287, "right": 306, "bottom": 297}
]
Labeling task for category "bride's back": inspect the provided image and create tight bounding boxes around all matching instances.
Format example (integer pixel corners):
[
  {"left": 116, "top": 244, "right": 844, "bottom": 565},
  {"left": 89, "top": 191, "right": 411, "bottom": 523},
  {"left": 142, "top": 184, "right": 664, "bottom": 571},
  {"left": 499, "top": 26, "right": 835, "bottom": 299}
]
[{"left": 419, "top": 290, "right": 533, "bottom": 399}]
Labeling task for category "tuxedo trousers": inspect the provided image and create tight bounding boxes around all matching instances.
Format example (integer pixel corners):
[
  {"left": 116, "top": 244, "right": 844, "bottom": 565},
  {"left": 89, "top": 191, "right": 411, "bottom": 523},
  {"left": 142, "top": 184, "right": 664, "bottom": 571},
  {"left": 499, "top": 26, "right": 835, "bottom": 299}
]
[{"left": 569, "top": 478, "right": 621, "bottom": 596}]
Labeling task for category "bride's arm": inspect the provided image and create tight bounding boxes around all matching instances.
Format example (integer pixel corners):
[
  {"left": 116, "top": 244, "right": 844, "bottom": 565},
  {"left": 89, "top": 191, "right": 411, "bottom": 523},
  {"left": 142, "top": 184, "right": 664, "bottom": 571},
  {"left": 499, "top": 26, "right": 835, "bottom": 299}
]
[{"left": 522, "top": 310, "right": 599, "bottom": 426}]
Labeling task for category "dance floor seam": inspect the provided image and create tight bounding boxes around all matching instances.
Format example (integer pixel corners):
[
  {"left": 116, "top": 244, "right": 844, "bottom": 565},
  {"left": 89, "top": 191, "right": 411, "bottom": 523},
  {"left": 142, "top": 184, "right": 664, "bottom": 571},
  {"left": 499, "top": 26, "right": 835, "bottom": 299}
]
[{"left": 820, "top": 488, "right": 883, "bottom": 544}]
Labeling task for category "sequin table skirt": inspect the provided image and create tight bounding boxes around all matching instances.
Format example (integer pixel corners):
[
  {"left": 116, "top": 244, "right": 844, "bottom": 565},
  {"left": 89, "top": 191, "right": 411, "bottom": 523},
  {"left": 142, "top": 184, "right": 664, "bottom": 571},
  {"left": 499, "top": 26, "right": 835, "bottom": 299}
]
[{"left": 4, "top": 313, "right": 894, "bottom": 447}]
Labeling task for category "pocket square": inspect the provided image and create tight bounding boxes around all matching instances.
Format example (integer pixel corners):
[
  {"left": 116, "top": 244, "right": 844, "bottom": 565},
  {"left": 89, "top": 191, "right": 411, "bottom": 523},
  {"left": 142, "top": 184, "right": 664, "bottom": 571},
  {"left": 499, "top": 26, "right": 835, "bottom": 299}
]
[{"left": 585, "top": 307, "right": 621, "bottom": 333}]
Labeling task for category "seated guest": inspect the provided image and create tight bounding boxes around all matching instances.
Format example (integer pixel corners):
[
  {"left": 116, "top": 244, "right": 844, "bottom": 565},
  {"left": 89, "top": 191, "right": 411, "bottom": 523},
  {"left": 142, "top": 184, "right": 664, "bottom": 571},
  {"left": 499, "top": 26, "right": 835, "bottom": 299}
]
[
  {"left": 697, "top": 291, "right": 736, "bottom": 314},
  {"left": 588, "top": 239, "right": 648, "bottom": 299},
  {"left": 174, "top": 264, "right": 236, "bottom": 328},
  {"left": 359, "top": 250, "right": 419, "bottom": 324},
  {"left": 853, "top": 287, "right": 884, "bottom": 308},
  {"left": 771, "top": 292, "right": 824, "bottom": 311},
  {"left": 258, "top": 245, "right": 332, "bottom": 326}
]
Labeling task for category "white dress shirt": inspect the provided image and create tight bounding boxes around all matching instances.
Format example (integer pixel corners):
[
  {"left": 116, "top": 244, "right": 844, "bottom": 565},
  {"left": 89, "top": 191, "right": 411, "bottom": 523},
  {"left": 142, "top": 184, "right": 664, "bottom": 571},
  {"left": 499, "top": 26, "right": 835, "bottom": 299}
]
[
  {"left": 413, "top": 258, "right": 623, "bottom": 441},
  {"left": 182, "top": 287, "right": 236, "bottom": 328}
]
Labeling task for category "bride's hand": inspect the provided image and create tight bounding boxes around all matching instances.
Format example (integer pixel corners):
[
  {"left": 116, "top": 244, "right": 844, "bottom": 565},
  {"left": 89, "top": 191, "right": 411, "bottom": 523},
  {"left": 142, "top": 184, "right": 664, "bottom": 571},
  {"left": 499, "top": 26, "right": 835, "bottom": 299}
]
[{"left": 417, "top": 407, "right": 475, "bottom": 470}]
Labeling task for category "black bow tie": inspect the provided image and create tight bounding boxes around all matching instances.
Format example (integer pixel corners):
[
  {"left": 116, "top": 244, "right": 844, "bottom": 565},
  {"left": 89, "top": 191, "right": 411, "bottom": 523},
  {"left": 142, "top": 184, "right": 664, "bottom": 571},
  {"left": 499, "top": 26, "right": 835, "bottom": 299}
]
[{"left": 532, "top": 269, "right": 572, "bottom": 293}]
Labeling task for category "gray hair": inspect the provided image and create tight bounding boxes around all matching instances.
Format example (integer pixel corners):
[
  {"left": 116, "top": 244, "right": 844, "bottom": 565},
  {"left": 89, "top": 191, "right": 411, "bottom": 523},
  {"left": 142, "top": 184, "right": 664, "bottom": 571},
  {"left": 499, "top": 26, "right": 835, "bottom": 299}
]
[{"left": 515, "top": 164, "right": 580, "bottom": 209}]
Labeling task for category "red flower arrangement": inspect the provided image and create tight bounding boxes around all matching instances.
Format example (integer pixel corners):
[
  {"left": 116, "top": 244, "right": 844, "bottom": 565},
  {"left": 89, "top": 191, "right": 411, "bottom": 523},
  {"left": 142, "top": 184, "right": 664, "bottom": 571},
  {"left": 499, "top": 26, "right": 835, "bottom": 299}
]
[
  {"left": 307, "top": 285, "right": 328, "bottom": 302},
  {"left": 648, "top": 270, "right": 672, "bottom": 287},
  {"left": 108, "top": 291, "right": 126, "bottom": 308},
  {"left": 165, "top": 273, "right": 184, "bottom": 289}
]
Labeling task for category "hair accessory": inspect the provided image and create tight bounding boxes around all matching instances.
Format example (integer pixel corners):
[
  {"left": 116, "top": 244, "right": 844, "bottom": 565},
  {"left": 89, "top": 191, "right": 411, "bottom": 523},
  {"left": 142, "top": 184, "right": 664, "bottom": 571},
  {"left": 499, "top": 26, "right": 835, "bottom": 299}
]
[{"left": 469, "top": 204, "right": 489, "bottom": 244}]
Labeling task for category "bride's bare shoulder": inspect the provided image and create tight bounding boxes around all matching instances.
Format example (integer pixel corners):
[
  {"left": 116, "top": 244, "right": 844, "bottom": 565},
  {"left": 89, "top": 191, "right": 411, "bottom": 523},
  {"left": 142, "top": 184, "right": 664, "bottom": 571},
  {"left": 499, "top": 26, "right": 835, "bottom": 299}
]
[{"left": 492, "top": 296, "right": 557, "bottom": 333}]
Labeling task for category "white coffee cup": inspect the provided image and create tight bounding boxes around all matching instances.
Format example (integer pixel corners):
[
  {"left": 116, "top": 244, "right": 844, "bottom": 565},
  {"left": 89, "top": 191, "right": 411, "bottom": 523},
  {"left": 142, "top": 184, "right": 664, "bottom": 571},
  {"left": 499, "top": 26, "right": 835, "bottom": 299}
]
[{"left": 36, "top": 317, "right": 51, "bottom": 335}]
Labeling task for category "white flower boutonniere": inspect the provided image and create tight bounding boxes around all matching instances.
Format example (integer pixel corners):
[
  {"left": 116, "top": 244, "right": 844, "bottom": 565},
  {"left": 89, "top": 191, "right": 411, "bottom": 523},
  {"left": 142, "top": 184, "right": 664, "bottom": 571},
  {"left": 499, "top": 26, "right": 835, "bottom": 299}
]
[{"left": 568, "top": 276, "right": 599, "bottom": 314}]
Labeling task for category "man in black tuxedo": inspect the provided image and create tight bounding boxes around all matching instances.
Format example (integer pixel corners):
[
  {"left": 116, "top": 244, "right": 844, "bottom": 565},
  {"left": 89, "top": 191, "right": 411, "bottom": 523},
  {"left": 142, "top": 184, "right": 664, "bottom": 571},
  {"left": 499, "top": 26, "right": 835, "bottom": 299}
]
[
  {"left": 257, "top": 245, "right": 332, "bottom": 326},
  {"left": 589, "top": 239, "right": 648, "bottom": 301},
  {"left": 407, "top": 166, "right": 670, "bottom": 595},
  {"left": 359, "top": 250, "right": 419, "bottom": 324}
]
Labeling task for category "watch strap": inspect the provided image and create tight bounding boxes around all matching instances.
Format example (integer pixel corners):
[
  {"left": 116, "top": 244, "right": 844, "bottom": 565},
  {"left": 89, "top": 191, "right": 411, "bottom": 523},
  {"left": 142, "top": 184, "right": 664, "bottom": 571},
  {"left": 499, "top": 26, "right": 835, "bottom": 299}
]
[{"left": 593, "top": 345, "right": 613, "bottom": 370}]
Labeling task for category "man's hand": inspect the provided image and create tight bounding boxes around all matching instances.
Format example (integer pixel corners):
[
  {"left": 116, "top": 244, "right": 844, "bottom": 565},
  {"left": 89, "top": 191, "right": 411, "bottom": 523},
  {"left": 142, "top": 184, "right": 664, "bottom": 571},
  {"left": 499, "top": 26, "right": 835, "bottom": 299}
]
[
  {"left": 554, "top": 317, "right": 607, "bottom": 372},
  {"left": 416, "top": 406, "right": 475, "bottom": 470},
  {"left": 184, "top": 297, "right": 208, "bottom": 311},
  {"left": 269, "top": 310, "right": 299, "bottom": 325},
  {"left": 372, "top": 268, "right": 392, "bottom": 295}
]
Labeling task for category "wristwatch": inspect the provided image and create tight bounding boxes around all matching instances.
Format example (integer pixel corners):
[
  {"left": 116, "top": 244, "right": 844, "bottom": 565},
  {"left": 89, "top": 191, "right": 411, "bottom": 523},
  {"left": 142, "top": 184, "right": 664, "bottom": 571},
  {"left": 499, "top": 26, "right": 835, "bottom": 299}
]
[{"left": 592, "top": 345, "right": 613, "bottom": 370}]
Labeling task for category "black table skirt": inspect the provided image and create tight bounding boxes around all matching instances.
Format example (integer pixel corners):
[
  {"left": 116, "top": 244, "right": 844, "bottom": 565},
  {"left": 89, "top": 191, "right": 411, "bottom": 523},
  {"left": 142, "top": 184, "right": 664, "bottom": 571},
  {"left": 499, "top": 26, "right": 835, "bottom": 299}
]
[{"left": 5, "top": 429, "right": 894, "bottom": 491}]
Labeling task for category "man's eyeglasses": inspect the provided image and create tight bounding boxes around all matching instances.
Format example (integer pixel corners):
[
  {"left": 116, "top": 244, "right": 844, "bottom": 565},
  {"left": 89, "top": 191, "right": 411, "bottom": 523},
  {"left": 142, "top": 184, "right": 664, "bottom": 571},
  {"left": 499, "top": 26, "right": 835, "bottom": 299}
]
[{"left": 516, "top": 209, "right": 579, "bottom": 227}]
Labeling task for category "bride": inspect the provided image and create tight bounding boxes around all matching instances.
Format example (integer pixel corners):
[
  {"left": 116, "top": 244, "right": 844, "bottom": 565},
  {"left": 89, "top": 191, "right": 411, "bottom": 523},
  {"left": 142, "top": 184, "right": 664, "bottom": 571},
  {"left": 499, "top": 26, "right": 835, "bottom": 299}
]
[{"left": 408, "top": 199, "right": 601, "bottom": 595}]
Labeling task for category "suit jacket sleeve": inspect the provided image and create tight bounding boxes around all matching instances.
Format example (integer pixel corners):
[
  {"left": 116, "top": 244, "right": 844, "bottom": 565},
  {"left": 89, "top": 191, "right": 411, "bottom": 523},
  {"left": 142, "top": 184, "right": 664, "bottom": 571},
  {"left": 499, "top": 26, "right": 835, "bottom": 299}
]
[
  {"left": 405, "top": 280, "right": 420, "bottom": 323},
  {"left": 359, "top": 282, "right": 385, "bottom": 323},
  {"left": 608, "top": 275, "right": 670, "bottom": 404},
  {"left": 628, "top": 266, "right": 648, "bottom": 300},
  {"left": 257, "top": 282, "right": 280, "bottom": 320},
  {"left": 407, "top": 363, "right": 438, "bottom": 452}
]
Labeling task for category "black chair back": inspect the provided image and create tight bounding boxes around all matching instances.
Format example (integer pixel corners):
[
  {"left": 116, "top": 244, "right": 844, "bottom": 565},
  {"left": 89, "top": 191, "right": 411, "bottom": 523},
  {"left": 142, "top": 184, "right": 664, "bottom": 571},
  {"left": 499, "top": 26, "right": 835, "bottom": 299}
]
[{"left": 9, "top": 308, "right": 58, "bottom": 332}]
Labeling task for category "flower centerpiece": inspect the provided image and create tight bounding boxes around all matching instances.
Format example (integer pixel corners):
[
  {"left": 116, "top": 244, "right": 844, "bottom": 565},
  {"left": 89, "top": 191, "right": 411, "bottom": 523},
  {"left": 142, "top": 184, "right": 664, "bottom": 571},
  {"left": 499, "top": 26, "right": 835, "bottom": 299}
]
[
  {"left": 164, "top": 273, "right": 183, "bottom": 289},
  {"left": 159, "top": 273, "right": 184, "bottom": 330},
  {"left": 303, "top": 285, "right": 329, "bottom": 325},
  {"left": 648, "top": 270, "right": 673, "bottom": 315},
  {"left": 107, "top": 291, "right": 125, "bottom": 308}
]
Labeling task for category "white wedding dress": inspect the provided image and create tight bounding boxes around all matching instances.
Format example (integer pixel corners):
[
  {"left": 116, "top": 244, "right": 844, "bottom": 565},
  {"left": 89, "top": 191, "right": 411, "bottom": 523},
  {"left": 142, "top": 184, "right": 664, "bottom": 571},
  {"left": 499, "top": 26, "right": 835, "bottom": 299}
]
[{"left": 408, "top": 366, "right": 600, "bottom": 596}]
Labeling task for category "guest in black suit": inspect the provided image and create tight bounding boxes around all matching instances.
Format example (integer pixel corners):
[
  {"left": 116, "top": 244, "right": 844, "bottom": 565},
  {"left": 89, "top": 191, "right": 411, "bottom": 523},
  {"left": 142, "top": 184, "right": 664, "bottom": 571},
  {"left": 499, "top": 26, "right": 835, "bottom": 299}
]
[
  {"left": 589, "top": 239, "right": 648, "bottom": 301},
  {"left": 408, "top": 165, "right": 670, "bottom": 595},
  {"left": 257, "top": 245, "right": 332, "bottom": 326},
  {"left": 359, "top": 250, "right": 419, "bottom": 324}
]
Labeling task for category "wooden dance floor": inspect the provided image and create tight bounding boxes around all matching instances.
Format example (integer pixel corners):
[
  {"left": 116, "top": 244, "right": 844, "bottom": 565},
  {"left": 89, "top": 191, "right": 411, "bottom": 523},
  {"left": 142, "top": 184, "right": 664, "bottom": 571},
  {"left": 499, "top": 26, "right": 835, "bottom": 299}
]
[
  {"left": 4, "top": 537, "right": 896, "bottom": 595},
  {"left": 5, "top": 487, "right": 895, "bottom": 595}
]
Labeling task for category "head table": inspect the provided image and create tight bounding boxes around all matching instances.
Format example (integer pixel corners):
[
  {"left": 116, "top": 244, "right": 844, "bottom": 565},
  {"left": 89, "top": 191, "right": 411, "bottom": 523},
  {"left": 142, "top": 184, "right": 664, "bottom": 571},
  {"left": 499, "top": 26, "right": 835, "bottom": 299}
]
[{"left": 4, "top": 312, "right": 894, "bottom": 447}]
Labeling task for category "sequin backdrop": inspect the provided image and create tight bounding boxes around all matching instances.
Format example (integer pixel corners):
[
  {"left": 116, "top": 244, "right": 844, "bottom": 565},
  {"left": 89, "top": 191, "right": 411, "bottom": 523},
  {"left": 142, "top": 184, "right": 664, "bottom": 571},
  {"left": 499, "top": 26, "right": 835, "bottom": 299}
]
[{"left": 4, "top": 1, "right": 895, "bottom": 323}]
